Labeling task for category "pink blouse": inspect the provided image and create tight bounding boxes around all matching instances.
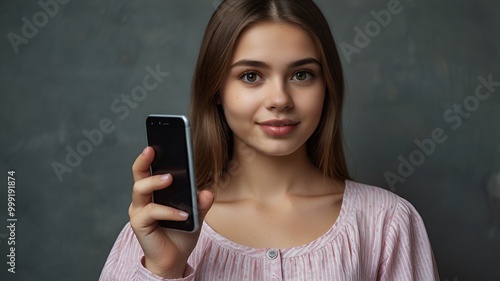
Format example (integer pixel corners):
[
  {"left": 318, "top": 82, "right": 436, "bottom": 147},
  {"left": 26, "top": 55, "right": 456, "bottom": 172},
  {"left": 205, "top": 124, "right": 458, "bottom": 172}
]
[{"left": 99, "top": 180, "right": 439, "bottom": 280}]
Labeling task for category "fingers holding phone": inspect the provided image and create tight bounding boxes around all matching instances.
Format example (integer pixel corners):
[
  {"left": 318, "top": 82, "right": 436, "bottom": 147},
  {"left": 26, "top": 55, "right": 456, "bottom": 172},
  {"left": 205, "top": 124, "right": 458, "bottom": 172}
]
[
  {"left": 126, "top": 115, "right": 214, "bottom": 278},
  {"left": 130, "top": 173, "right": 188, "bottom": 228}
]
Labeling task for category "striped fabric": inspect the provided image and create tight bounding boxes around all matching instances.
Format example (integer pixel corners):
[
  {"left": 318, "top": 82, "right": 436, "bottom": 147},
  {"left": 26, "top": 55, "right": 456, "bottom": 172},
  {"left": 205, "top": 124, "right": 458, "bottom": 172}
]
[{"left": 99, "top": 180, "right": 439, "bottom": 280}]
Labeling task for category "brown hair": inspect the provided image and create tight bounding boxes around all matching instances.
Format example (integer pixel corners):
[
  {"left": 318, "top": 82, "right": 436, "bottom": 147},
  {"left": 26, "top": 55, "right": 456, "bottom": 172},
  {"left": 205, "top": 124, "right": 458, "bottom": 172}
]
[{"left": 190, "top": 0, "right": 351, "bottom": 192}]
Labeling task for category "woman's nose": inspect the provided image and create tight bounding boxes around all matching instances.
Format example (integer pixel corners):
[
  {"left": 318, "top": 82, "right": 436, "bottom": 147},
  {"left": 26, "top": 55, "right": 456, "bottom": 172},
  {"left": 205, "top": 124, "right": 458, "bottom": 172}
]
[{"left": 264, "top": 79, "right": 294, "bottom": 112}]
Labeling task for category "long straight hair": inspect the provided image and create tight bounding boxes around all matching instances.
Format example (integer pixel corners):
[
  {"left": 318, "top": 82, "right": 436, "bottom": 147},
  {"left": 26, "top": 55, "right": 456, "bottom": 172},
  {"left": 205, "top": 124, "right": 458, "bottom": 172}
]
[{"left": 190, "top": 0, "right": 351, "bottom": 192}]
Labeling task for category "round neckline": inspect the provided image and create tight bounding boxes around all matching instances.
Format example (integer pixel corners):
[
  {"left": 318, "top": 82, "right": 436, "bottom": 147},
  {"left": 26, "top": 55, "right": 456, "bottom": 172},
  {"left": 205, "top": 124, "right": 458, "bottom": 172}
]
[{"left": 201, "top": 179, "right": 354, "bottom": 258}]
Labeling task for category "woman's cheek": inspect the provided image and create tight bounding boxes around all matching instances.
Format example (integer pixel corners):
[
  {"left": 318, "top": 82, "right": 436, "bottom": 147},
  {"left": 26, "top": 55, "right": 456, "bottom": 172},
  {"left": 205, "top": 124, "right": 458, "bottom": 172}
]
[{"left": 224, "top": 86, "right": 262, "bottom": 116}]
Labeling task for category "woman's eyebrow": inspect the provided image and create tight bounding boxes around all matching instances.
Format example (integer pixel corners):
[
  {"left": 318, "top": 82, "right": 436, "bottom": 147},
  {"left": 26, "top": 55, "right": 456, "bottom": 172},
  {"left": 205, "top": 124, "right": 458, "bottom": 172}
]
[
  {"left": 289, "top": 58, "right": 321, "bottom": 68},
  {"left": 230, "top": 57, "right": 321, "bottom": 69},
  {"left": 230, "top": 60, "right": 269, "bottom": 69}
]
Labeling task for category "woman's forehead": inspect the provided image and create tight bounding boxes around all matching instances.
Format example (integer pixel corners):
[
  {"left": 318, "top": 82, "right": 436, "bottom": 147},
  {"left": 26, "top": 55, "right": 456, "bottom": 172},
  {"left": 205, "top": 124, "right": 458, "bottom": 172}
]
[{"left": 230, "top": 22, "right": 320, "bottom": 66}]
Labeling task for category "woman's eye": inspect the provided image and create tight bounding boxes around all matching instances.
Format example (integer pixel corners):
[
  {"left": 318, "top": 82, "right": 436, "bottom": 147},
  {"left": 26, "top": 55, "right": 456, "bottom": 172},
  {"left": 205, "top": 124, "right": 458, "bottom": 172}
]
[
  {"left": 240, "top": 72, "right": 261, "bottom": 83},
  {"left": 292, "top": 71, "right": 312, "bottom": 81}
]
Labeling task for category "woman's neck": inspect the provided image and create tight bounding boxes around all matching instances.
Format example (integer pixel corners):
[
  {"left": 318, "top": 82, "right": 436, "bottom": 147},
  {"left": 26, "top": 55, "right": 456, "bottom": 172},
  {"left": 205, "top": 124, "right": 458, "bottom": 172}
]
[{"left": 216, "top": 141, "right": 331, "bottom": 204}]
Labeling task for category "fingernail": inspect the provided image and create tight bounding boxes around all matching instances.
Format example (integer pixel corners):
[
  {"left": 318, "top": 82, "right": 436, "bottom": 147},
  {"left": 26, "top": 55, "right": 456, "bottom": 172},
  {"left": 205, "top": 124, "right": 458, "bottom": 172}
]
[
  {"left": 178, "top": 211, "right": 189, "bottom": 218},
  {"left": 160, "top": 174, "right": 171, "bottom": 181},
  {"left": 142, "top": 147, "right": 148, "bottom": 156}
]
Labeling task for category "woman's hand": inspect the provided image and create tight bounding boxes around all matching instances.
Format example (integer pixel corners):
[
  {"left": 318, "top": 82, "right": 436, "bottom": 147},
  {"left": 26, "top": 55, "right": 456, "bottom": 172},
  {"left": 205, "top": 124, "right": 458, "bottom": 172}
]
[{"left": 128, "top": 146, "right": 214, "bottom": 278}]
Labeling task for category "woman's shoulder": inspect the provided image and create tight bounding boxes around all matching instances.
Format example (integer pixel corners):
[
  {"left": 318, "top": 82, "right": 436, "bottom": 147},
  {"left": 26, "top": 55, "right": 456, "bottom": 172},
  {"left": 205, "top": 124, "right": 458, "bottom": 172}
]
[
  {"left": 345, "top": 180, "right": 424, "bottom": 225},
  {"left": 344, "top": 181, "right": 438, "bottom": 279},
  {"left": 106, "top": 222, "right": 144, "bottom": 261},
  {"left": 346, "top": 180, "right": 400, "bottom": 205},
  {"left": 99, "top": 222, "right": 148, "bottom": 280}
]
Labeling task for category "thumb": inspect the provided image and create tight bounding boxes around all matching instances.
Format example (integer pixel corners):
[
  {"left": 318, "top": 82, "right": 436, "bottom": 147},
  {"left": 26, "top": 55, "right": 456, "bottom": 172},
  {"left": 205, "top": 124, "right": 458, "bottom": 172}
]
[{"left": 197, "top": 190, "right": 214, "bottom": 222}]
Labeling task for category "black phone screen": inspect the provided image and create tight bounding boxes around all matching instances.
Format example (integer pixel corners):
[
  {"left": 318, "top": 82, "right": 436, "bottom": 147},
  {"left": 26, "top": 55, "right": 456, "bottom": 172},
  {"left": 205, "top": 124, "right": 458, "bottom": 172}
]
[{"left": 146, "top": 115, "right": 197, "bottom": 231}]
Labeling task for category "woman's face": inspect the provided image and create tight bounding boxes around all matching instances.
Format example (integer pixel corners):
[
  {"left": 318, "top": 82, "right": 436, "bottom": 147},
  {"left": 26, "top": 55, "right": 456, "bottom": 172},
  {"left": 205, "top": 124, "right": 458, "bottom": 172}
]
[{"left": 220, "top": 22, "right": 325, "bottom": 157}]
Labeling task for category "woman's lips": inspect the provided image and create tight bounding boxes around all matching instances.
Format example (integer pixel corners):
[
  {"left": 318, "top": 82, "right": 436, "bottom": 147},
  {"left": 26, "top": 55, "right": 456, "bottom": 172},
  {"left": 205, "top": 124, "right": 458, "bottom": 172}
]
[{"left": 258, "top": 119, "right": 299, "bottom": 137}]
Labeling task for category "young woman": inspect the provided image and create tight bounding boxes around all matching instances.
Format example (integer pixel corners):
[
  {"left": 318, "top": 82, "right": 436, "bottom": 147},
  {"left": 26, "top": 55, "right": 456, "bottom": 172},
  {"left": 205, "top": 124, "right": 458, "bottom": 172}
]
[{"left": 100, "top": 0, "right": 439, "bottom": 280}]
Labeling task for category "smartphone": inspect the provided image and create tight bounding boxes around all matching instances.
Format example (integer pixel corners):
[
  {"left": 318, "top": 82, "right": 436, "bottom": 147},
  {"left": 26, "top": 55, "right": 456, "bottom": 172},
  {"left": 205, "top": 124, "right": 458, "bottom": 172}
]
[{"left": 146, "top": 114, "right": 199, "bottom": 232}]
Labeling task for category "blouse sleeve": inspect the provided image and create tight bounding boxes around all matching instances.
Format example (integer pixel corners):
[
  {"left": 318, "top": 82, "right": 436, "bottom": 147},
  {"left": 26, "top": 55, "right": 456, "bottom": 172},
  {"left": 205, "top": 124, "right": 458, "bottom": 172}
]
[
  {"left": 378, "top": 197, "right": 440, "bottom": 281},
  {"left": 99, "top": 223, "right": 196, "bottom": 281}
]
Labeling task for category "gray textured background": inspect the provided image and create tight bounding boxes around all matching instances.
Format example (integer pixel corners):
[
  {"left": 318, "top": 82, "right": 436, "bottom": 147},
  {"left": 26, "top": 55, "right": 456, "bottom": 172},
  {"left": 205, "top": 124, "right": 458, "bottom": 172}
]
[{"left": 1, "top": 0, "right": 499, "bottom": 280}]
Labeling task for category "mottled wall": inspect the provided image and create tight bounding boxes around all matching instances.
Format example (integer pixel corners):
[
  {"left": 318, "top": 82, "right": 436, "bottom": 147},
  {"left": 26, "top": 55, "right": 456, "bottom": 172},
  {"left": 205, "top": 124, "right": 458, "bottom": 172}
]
[{"left": 0, "top": 0, "right": 499, "bottom": 280}]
